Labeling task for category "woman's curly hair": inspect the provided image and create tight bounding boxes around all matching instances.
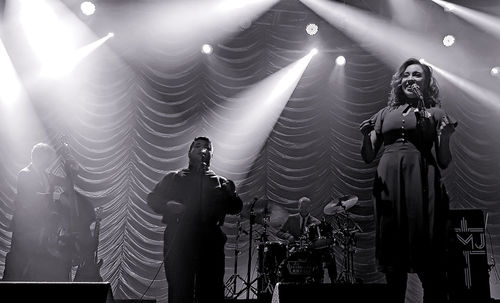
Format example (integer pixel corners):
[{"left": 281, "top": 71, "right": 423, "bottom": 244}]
[{"left": 387, "top": 58, "right": 441, "bottom": 109}]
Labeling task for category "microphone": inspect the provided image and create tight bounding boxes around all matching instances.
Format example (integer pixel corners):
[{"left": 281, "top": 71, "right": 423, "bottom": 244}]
[
  {"left": 200, "top": 148, "right": 209, "bottom": 161},
  {"left": 199, "top": 148, "right": 210, "bottom": 171},
  {"left": 408, "top": 82, "right": 427, "bottom": 121},
  {"left": 409, "top": 83, "right": 423, "bottom": 101}
]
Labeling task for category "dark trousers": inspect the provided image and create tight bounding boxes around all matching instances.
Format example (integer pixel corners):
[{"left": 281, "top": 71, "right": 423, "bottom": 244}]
[
  {"left": 164, "top": 234, "right": 226, "bottom": 303},
  {"left": 385, "top": 269, "right": 448, "bottom": 303}
]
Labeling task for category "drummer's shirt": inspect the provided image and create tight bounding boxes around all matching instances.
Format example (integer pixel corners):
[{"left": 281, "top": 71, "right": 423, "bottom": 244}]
[{"left": 300, "top": 214, "right": 310, "bottom": 234}]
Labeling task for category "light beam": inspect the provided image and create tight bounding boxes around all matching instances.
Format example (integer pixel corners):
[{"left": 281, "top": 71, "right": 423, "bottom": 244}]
[
  {"left": 432, "top": 0, "right": 500, "bottom": 41},
  {"left": 422, "top": 59, "right": 500, "bottom": 112},
  {"left": 204, "top": 51, "right": 317, "bottom": 180}
]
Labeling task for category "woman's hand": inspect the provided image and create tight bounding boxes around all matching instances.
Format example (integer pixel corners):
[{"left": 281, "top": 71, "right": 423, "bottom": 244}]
[
  {"left": 359, "top": 119, "right": 374, "bottom": 136},
  {"left": 438, "top": 115, "right": 456, "bottom": 138},
  {"left": 360, "top": 117, "right": 381, "bottom": 164},
  {"left": 436, "top": 115, "right": 456, "bottom": 169}
]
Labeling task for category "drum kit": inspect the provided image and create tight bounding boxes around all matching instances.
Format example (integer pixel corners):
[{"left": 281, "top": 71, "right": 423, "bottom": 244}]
[{"left": 224, "top": 195, "right": 362, "bottom": 300}]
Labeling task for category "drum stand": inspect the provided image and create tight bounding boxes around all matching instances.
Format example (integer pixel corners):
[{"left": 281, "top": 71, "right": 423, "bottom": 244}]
[
  {"left": 336, "top": 210, "right": 358, "bottom": 284},
  {"left": 233, "top": 198, "right": 259, "bottom": 300},
  {"left": 255, "top": 218, "right": 277, "bottom": 298},
  {"left": 224, "top": 215, "right": 248, "bottom": 299},
  {"left": 235, "top": 211, "right": 274, "bottom": 300}
]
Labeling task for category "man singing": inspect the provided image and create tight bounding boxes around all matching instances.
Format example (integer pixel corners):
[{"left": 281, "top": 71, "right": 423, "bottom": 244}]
[{"left": 147, "top": 136, "right": 243, "bottom": 303}]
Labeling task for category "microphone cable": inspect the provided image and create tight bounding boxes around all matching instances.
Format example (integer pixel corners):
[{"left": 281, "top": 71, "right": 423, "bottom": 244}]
[{"left": 140, "top": 210, "right": 185, "bottom": 300}]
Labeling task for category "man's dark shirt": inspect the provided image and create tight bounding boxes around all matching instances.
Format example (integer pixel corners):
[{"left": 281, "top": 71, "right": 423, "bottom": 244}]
[{"left": 147, "top": 166, "right": 242, "bottom": 253}]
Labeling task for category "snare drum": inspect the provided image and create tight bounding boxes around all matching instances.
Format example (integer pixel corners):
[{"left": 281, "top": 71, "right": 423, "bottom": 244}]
[{"left": 307, "top": 221, "right": 334, "bottom": 249}]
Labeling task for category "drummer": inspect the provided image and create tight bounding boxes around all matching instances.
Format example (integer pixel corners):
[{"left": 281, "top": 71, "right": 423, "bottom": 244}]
[
  {"left": 276, "top": 196, "right": 337, "bottom": 283},
  {"left": 277, "top": 197, "right": 319, "bottom": 242}
]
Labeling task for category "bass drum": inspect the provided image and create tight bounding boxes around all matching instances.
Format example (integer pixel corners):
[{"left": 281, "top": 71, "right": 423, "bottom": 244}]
[{"left": 277, "top": 249, "right": 323, "bottom": 284}]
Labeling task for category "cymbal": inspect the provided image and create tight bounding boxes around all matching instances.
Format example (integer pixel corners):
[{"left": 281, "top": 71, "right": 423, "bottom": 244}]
[
  {"left": 241, "top": 198, "right": 288, "bottom": 228},
  {"left": 323, "top": 195, "right": 358, "bottom": 215}
]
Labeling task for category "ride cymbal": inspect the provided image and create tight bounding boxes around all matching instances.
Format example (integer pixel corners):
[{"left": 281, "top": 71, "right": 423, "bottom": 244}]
[
  {"left": 323, "top": 195, "right": 358, "bottom": 215},
  {"left": 241, "top": 198, "right": 288, "bottom": 228}
]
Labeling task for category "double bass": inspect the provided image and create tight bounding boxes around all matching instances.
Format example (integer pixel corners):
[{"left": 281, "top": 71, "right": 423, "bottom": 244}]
[
  {"left": 47, "top": 135, "right": 103, "bottom": 281},
  {"left": 44, "top": 136, "right": 83, "bottom": 267}
]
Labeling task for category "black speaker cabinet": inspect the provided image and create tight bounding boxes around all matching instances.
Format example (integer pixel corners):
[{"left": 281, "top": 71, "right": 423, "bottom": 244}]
[
  {"left": 0, "top": 281, "right": 114, "bottom": 303},
  {"left": 447, "top": 208, "right": 491, "bottom": 303},
  {"left": 271, "top": 282, "right": 391, "bottom": 303}
]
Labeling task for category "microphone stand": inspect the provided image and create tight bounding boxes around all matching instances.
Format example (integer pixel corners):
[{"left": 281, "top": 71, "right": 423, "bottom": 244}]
[
  {"left": 234, "top": 198, "right": 259, "bottom": 300},
  {"left": 246, "top": 197, "right": 258, "bottom": 300},
  {"left": 410, "top": 84, "right": 426, "bottom": 122},
  {"left": 195, "top": 153, "right": 207, "bottom": 303},
  {"left": 224, "top": 215, "right": 247, "bottom": 298}
]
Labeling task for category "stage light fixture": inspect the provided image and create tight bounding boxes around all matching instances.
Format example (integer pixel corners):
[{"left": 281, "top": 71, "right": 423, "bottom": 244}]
[
  {"left": 310, "top": 48, "right": 318, "bottom": 56},
  {"left": 442, "top": 34, "right": 455, "bottom": 47},
  {"left": 335, "top": 55, "right": 346, "bottom": 66},
  {"left": 491, "top": 67, "right": 499, "bottom": 77},
  {"left": 80, "top": 1, "right": 96, "bottom": 16},
  {"left": 202, "top": 44, "right": 213, "bottom": 54},
  {"left": 305, "top": 23, "right": 319, "bottom": 36},
  {"left": 444, "top": 4, "right": 456, "bottom": 13}
]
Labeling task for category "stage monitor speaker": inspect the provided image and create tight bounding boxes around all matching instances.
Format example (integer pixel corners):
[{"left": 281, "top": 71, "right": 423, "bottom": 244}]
[
  {"left": 271, "top": 282, "right": 391, "bottom": 303},
  {"left": 447, "top": 208, "right": 491, "bottom": 303},
  {"left": 115, "top": 301, "right": 156, "bottom": 303},
  {"left": 0, "top": 281, "right": 114, "bottom": 303}
]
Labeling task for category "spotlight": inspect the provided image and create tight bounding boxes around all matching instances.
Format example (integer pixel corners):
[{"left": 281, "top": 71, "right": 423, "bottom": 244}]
[
  {"left": 201, "top": 44, "right": 213, "bottom": 55},
  {"left": 107, "top": 32, "right": 115, "bottom": 38},
  {"left": 305, "top": 23, "right": 319, "bottom": 36},
  {"left": 491, "top": 67, "right": 500, "bottom": 77},
  {"left": 310, "top": 48, "right": 318, "bottom": 56},
  {"left": 80, "top": 1, "right": 96, "bottom": 16},
  {"left": 443, "top": 35, "right": 455, "bottom": 47},
  {"left": 335, "top": 55, "right": 346, "bottom": 66}
]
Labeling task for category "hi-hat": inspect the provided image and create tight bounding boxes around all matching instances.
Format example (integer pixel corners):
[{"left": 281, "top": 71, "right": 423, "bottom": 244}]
[
  {"left": 323, "top": 195, "right": 358, "bottom": 215},
  {"left": 241, "top": 198, "right": 288, "bottom": 228}
]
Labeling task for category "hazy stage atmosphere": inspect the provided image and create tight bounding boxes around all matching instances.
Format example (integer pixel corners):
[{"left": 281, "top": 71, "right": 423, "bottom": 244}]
[{"left": 1, "top": 0, "right": 500, "bottom": 302}]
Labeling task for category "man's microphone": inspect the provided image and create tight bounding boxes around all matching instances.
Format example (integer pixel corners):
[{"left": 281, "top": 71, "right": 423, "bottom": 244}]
[{"left": 200, "top": 148, "right": 209, "bottom": 167}]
